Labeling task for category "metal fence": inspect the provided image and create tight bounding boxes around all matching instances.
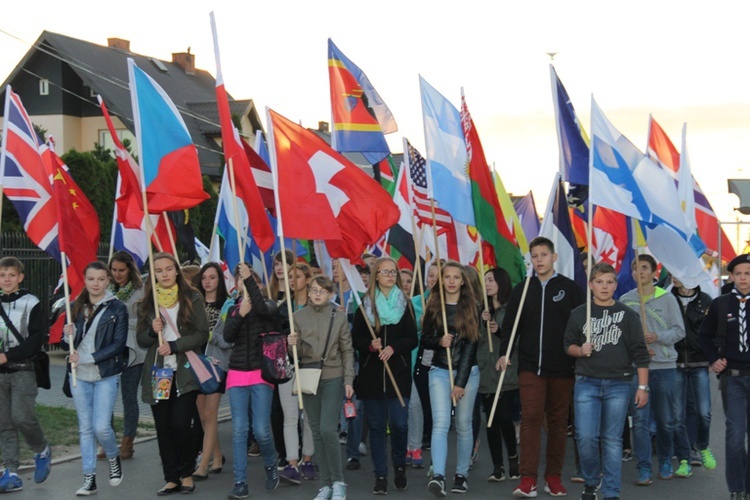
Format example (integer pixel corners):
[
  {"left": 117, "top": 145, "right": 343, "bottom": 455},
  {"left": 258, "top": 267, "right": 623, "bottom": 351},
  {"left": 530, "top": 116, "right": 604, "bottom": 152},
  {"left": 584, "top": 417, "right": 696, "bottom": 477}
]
[{"left": 0, "top": 231, "right": 110, "bottom": 349}]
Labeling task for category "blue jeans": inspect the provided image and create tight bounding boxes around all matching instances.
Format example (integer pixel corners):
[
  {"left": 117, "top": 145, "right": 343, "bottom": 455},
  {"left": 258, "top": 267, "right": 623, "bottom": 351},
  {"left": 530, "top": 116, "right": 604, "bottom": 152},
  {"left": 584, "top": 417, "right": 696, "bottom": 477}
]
[
  {"left": 429, "top": 365, "right": 479, "bottom": 478},
  {"left": 71, "top": 375, "right": 120, "bottom": 474},
  {"left": 631, "top": 368, "right": 675, "bottom": 468},
  {"left": 574, "top": 376, "right": 631, "bottom": 499},
  {"left": 723, "top": 374, "right": 750, "bottom": 492},
  {"left": 674, "top": 366, "right": 711, "bottom": 452},
  {"left": 120, "top": 363, "right": 142, "bottom": 438},
  {"left": 364, "top": 397, "right": 409, "bottom": 477},
  {"left": 229, "top": 384, "right": 275, "bottom": 483}
]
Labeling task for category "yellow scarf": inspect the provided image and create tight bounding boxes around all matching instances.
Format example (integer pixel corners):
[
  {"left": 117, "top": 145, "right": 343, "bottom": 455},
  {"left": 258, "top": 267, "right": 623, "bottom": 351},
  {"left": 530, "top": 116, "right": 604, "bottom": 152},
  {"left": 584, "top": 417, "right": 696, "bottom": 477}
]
[{"left": 155, "top": 284, "right": 179, "bottom": 309}]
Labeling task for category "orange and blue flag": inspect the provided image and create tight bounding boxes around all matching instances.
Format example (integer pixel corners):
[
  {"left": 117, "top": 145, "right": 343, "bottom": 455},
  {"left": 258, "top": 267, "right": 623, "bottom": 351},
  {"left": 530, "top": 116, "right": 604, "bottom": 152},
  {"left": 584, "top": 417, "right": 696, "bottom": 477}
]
[
  {"left": 328, "top": 39, "right": 396, "bottom": 164},
  {"left": 127, "top": 58, "right": 208, "bottom": 213}
]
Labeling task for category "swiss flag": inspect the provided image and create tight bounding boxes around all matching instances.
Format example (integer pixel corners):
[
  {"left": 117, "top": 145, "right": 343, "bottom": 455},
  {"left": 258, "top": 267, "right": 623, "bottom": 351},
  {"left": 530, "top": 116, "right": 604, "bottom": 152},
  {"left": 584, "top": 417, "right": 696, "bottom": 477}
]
[{"left": 267, "top": 109, "right": 399, "bottom": 262}]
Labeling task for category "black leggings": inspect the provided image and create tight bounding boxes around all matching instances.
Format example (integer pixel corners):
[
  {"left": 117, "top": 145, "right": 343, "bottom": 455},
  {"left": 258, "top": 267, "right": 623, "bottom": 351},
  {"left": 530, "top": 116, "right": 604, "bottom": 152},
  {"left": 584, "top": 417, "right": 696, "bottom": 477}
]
[
  {"left": 152, "top": 390, "right": 199, "bottom": 484},
  {"left": 481, "top": 391, "right": 519, "bottom": 467},
  {"left": 413, "top": 364, "right": 433, "bottom": 443}
]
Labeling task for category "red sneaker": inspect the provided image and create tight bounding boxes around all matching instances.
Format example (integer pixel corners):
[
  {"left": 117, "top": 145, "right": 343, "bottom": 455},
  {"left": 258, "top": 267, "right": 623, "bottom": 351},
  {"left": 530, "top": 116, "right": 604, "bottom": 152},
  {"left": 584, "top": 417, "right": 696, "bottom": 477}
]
[
  {"left": 513, "top": 476, "right": 538, "bottom": 497},
  {"left": 544, "top": 475, "right": 567, "bottom": 496}
]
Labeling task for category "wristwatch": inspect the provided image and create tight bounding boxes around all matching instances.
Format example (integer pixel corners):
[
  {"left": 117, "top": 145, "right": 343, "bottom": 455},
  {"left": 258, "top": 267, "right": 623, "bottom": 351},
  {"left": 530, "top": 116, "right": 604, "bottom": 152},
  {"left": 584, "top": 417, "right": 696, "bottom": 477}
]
[{"left": 637, "top": 385, "right": 649, "bottom": 392}]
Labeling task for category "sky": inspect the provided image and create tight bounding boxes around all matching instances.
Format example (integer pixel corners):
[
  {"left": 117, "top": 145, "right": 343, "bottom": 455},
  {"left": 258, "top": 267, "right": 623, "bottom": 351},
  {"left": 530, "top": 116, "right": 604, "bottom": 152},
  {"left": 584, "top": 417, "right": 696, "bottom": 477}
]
[{"left": 2, "top": 0, "right": 750, "bottom": 250}]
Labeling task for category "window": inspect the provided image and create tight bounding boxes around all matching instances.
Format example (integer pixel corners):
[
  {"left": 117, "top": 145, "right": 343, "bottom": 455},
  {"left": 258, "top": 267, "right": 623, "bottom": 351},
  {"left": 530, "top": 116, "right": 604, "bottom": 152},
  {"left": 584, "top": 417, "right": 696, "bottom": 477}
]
[
  {"left": 39, "top": 79, "right": 49, "bottom": 96},
  {"left": 98, "top": 128, "right": 136, "bottom": 153}
]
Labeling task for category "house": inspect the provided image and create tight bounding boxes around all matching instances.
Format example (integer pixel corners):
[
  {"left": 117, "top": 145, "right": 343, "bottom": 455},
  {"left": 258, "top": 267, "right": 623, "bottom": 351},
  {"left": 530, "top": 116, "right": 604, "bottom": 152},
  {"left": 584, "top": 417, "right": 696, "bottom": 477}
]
[{"left": 0, "top": 30, "right": 265, "bottom": 177}]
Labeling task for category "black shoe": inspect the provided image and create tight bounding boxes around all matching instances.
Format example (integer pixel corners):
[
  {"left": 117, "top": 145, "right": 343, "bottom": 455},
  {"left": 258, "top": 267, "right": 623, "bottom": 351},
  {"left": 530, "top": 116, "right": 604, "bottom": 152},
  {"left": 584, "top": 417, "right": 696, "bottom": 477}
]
[
  {"left": 422, "top": 437, "right": 432, "bottom": 450},
  {"left": 451, "top": 474, "right": 468, "bottom": 494},
  {"left": 209, "top": 456, "right": 226, "bottom": 474},
  {"left": 180, "top": 484, "right": 196, "bottom": 494},
  {"left": 264, "top": 466, "right": 279, "bottom": 491},
  {"left": 108, "top": 455, "right": 123, "bottom": 486},
  {"left": 373, "top": 476, "right": 388, "bottom": 495},
  {"left": 508, "top": 455, "right": 520, "bottom": 480},
  {"left": 488, "top": 466, "right": 505, "bottom": 482},
  {"left": 157, "top": 483, "right": 181, "bottom": 496},
  {"left": 394, "top": 466, "right": 407, "bottom": 491},
  {"left": 76, "top": 474, "right": 97, "bottom": 496},
  {"left": 428, "top": 475, "right": 446, "bottom": 498},
  {"left": 346, "top": 458, "right": 361, "bottom": 470},
  {"left": 581, "top": 485, "right": 598, "bottom": 500}
]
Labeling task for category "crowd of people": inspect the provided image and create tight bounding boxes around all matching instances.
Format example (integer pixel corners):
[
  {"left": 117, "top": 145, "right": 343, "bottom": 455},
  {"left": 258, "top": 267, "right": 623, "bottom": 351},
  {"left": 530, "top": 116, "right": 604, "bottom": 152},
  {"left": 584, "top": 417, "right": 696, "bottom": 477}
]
[{"left": 4, "top": 234, "right": 749, "bottom": 499}]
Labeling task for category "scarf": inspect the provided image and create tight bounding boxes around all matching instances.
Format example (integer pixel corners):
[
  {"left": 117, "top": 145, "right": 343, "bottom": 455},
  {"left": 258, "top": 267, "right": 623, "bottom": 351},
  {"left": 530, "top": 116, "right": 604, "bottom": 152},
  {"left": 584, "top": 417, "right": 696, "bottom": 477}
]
[
  {"left": 365, "top": 288, "right": 407, "bottom": 326},
  {"left": 734, "top": 287, "right": 750, "bottom": 353},
  {"left": 110, "top": 281, "right": 136, "bottom": 303},
  {"left": 155, "top": 284, "right": 179, "bottom": 309}
]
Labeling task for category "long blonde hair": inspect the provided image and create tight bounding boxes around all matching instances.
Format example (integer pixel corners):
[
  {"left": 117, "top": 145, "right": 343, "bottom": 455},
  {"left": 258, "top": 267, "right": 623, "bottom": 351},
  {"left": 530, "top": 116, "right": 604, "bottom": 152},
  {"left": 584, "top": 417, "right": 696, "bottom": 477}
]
[{"left": 364, "top": 257, "right": 403, "bottom": 330}]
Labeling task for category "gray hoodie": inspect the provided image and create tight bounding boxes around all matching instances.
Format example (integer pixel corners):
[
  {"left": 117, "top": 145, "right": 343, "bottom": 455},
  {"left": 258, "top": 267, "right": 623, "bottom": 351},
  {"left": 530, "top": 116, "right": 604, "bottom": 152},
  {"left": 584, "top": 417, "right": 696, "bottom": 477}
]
[{"left": 620, "top": 287, "right": 685, "bottom": 370}]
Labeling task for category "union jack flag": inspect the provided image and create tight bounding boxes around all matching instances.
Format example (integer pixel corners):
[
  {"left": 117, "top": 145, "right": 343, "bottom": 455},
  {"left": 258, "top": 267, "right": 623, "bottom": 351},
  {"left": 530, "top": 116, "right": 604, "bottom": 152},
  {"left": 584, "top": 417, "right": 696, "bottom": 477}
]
[
  {"left": 405, "top": 140, "right": 452, "bottom": 232},
  {"left": 1, "top": 87, "right": 59, "bottom": 258}
]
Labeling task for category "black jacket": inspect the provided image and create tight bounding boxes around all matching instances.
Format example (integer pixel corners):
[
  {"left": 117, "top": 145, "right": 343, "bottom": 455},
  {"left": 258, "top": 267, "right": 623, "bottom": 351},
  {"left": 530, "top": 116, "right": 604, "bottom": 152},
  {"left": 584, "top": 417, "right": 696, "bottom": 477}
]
[
  {"left": 500, "top": 274, "right": 585, "bottom": 378},
  {"left": 671, "top": 286, "right": 711, "bottom": 367},
  {"left": 224, "top": 277, "right": 279, "bottom": 371},
  {"left": 420, "top": 303, "right": 479, "bottom": 389},
  {"left": 0, "top": 290, "right": 46, "bottom": 372},
  {"left": 351, "top": 302, "right": 417, "bottom": 400},
  {"left": 61, "top": 297, "right": 129, "bottom": 379}
]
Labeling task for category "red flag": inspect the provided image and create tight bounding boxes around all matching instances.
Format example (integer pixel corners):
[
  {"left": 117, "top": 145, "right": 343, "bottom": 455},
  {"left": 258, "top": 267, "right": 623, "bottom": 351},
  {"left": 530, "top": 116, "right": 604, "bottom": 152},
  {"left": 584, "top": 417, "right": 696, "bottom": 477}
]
[
  {"left": 241, "top": 138, "right": 276, "bottom": 214},
  {"left": 592, "top": 206, "right": 628, "bottom": 271},
  {"left": 268, "top": 109, "right": 399, "bottom": 262}
]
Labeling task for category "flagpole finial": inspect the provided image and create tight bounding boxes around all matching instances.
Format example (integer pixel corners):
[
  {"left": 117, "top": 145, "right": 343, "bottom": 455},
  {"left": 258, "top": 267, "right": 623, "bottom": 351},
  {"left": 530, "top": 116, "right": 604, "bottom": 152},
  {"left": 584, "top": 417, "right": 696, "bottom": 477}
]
[{"left": 546, "top": 52, "right": 557, "bottom": 60}]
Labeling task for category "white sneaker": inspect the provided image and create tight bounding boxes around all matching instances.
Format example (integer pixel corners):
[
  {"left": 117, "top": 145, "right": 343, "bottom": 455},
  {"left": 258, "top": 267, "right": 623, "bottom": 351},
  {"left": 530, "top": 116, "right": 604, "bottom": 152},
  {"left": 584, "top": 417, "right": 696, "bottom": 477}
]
[
  {"left": 314, "top": 485, "right": 333, "bottom": 500},
  {"left": 331, "top": 481, "right": 347, "bottom": 500},
  {"left": 358, "top": 442, "right": 367, "bottom": 456}
]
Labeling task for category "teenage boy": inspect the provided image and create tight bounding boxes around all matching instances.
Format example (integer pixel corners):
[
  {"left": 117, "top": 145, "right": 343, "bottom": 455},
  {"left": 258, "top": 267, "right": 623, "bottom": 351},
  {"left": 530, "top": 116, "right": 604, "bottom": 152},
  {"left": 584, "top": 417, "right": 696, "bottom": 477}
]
[
  {"left": 700, "top": 254, "right": 750, "bottom": 500},
  {"left": 620, "top": 255, "right": 685, "bottom": 485},
  {"left": 499, "top": 236, "right": 585, "bottom": 497},
  {"left": 0, "top": 257, "right": 52, "bottom": 492},
  {"left": 564, "top": 263, "right": 650, "bottom": 500}
]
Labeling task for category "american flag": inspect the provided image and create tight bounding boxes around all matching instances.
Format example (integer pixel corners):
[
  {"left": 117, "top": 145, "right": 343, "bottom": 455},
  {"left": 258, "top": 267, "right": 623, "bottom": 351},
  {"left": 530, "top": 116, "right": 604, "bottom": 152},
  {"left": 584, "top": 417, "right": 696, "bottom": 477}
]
[
  {"left": 405, "top": 140, "right": 452, "bottom": 231},
  {"left": 0, "top": 87, "right": 60, "bottom": 257}
]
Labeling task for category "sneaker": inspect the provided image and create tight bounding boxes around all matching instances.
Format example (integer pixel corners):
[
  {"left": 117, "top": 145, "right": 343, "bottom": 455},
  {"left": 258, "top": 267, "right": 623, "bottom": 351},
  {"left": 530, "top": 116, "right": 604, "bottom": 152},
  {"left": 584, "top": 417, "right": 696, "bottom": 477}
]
[
  {"left": 636, "top": 468, "right": 652, "bottom": 486},
  {"left": 34, "top": 444, "right": 52, "bottom": 484},
  {"left": 700, "top": 448, "right": 717, "bottom": 470},
  {"left": 359, "top": 442, "right": 368, "bottom": 456},
  {"left": 658, "top": 459, "right": 673, "bottom": 480},
  {"left": 580, "top": 485, "right": 598, "bottom": 500},
  {"left": 247, "top": 442, "right": 261, "bottom": 457},
  {"left": 428, "top": 475, "right": 446, "bottom": 498},
  {"left": 76, "top": 473, "right": 97, "bottom": 496},
  {"left": 300, "top": 461, "right": 318, "bottom": 480},
  {"left": 621, "top": 449, "right": 633, "bottom": 462},
  {"left": 313, "top": 485, "right": 333, "bottom": 500},
  {"left": 394, "top": 466, "right": 407, "bottom": 491},
  {"left": 228, "top": 482, "right": 249, "bottom": 499},
  {"left": 405, "top": 450, "right": 413, "bottom": 467},
  {"left": 0, "top": 470, "right": 23, "bottom": 492},
  {"left": 488, "top": 466, "right": 506, "bottom": 482},
  {"left": 264, "top": 465, "right": 279, "bottom": 490},
  {"left": 544, "top": 475, "right": 567, "bottom": 496},
  {"left": 730, "top": 493, "right": 745, "bottom": 500},
  {"left": 412, "top": 448, "right": 424, "bottom": 468},
  {"left": 276, "top": 457, "right": 289, "bottom": 470},
  {"left": 331, "top": 481, "right": 347, "bottom": 500},
  {"left": 513, "top": 477, "right": 538, "bottom": 497},
  {"left": 108, "top": 455, "right": 123, "bottom": 486},
  {"left": 571, "top": 465, "right": 584, "bottom": 483},
  {"left": 339, "top": 432, "right": 348, "bottom": 445},
  {"left": 451, "top": 474, "right": 468, "bottom": 493},
  {"left": 279, "top": 465, "right": 301, "bottom": 485},
  {"left": 346, "top": 458, "right": 361, "bottom": 470},
  {"left": 373, "top": 476, "right": 388, "bottom": 495},
  {"left": 689, "top": 450, "right": 702, "bottom": 467},
  {"left": 674, "top": 459, "right": 692, "bottom": 478},
  {"left": 508, "top": 455, "right": 520, "bottom": 480}
]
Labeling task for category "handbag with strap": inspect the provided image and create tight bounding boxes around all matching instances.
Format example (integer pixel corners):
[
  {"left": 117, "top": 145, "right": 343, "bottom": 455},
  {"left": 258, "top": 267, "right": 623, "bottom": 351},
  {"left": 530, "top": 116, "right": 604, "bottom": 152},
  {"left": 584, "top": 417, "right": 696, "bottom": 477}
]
[
  {"left": 0, "top": 302, "right": 51, "bottom": 389},
  {"left": 160, "top": 307, "right": 225, "bottom": 394},
  {"left": 293, "top": 306, "right": 336, "bottom": 396}
]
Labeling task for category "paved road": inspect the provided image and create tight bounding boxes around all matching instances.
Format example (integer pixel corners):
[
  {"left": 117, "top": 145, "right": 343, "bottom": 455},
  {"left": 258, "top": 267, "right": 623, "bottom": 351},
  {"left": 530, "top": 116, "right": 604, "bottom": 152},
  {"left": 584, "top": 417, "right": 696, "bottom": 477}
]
[{"left": 16, "top": 357, "right": 728, "bottom": 498}]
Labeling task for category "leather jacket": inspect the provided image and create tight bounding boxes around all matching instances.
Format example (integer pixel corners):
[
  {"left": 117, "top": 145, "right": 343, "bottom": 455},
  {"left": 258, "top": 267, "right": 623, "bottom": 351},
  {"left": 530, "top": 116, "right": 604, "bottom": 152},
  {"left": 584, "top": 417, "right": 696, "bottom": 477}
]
[{"left": 420, "top": 303, "right": 479, "bottom": 389}]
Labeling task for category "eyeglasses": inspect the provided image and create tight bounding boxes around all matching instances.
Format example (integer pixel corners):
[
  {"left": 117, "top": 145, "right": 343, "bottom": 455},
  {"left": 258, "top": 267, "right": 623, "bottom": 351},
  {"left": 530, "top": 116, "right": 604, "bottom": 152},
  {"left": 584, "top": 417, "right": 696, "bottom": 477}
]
[
  {"left": 308, "top": 287, "right": 330, "bottom": 296},
  {"left": 377, "top": 269, "right": 398, "bottom": 277}
]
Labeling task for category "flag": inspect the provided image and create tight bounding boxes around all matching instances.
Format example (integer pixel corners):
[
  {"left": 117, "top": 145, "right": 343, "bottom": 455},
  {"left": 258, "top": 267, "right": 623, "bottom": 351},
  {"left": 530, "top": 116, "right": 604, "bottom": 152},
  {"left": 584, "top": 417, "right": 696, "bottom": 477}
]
[
  {"left": 215, "top": 169, "right": 253, "bottom": 274},
  {"left": 127, "top": 58, "right": 208, "bottom": 213},
  {"left": 267, "top": 108, "right": 399, "bottom": 262},
  {"left": 419, "top": 76, "right": 473, "bottom": 226},
  {"left": 550, "top": 65, "right": 589, "bottom": 186},
  {"left": 242, "top": 137, "right": 275, "bottom": 214},
  {"left": 44, "top": 146, "right": 100, "bottom": 298},
  {"left": 211, "top": 13, "right": 274, "bottom": 253},
  {"left": 376, "top": 155, "right": 399, "bottom": 197},
  {"left": 514, "top": 190, "right": 540, "bottom": 246},
  {"left": 591, "top": 206, "right": 628, "bottom": 270},
  {"left": 328, "top": 39, "right": 396, "bottom": 164},
  {"left": 539, "top": 173, "right": 586, "bottom": 291},
  {"left": 1, "top": 87, "right": 59, "bottom": 256},
  {"left": 461, "top": 92, "right": 524, "bottom": 283},
  {"left": 109, "top": 175, "right": 148, "bottom": 269},
  {"left": 590, "top": 98, "right": 708, "bottom": 287},
  {"left": 647, "top": 116, "right": 735, "bottom": 262},
  {"left": 405, "top": 140, "right": 452, "bottom": 231},
  {"left": 386, "top": 156, "right": 417, "bottom": 266},
  {"left": 494, "top": 171, "right": 530, "bottom": 255}
]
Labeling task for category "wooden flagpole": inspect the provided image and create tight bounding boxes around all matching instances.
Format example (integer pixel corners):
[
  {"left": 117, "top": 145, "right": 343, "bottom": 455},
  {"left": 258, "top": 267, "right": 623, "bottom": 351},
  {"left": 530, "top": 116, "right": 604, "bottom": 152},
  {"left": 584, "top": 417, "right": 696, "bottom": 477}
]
[
  {"left": 61, "top": 252, "right": 77, "bottom": 387},
  {"left": 140, "top": 184, "right": 163, "bottom": 346},
  {"left": 477, "top": 234, "right": 493, "bottom": 353},
  {"left": 207, "top": 220, "right": 219, "bottom": 262}
]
